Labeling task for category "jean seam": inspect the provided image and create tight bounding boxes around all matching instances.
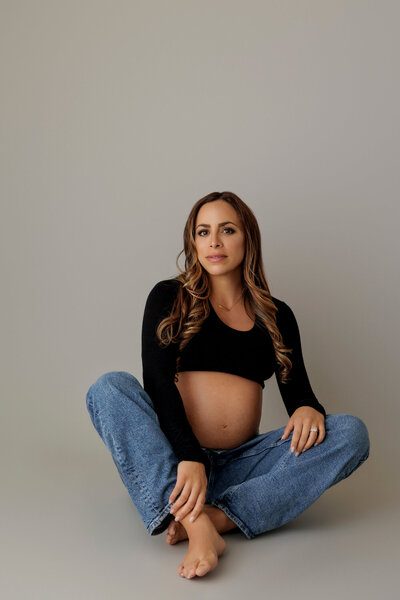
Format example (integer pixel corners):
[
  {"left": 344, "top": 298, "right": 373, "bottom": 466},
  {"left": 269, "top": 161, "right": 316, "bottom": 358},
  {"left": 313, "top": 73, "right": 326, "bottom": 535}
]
[
  {"left": 211, "top": 498, "right": 255, "bottom": 540},
  {"left": 86, "top": 392, "right": 97, "bottom": 418},
  {"left": 342, "top": 449, "right": 370, "bottom": 479},
  {"left": 148, "top": 500, "right": 175, "bottom": 535},
  {"left": 329, "top": 449, "right": 370, "bottom": 488},
  {"left": 87, "top": 387, "right": 161, "bottom": 516},
  {"left": 220, "top": 437, "right": 291, "bottom": 465},
  {"left": 206, "top": 466, "right": 216, "bottom": 502},
  {"left": 276, "top": 440, "right": 295, "bottom": 472},
  {"left": 105, "top": 379, "right": 163, "bottom": 509}
]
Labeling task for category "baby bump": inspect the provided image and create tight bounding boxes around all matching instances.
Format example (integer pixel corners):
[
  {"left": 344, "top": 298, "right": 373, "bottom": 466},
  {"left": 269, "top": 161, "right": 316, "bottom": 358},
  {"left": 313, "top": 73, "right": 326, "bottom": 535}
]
[{"left": 175, "top": 371, "right": 263, "bottom": 449}]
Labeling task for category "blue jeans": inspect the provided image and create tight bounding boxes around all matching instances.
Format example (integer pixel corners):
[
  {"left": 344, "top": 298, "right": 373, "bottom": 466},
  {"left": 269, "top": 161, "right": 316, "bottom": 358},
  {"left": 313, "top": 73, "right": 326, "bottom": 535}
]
[{"left": 86, "top": 371, "right": 370, "bottom": 540}]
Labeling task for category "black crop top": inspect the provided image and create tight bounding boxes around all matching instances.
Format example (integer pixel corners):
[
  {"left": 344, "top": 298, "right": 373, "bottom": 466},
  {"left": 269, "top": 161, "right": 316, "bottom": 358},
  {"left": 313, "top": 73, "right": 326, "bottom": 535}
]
[{"left": 141, "top": 278, "right": 326, "bottom": 472}]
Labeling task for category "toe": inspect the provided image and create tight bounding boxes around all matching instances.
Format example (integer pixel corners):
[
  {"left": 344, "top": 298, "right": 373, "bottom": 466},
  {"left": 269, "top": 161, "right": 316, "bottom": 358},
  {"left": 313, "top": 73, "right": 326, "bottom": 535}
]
[
  {"left": 188, "top": 565, "right": 197, "bottom": 579},
  {"left": 167, "top": 523, "right": 176, "bottom": 543},
  {"left": 168, "top": 522, "right": 176, "bottom": 534},
  {"left": 196, "top": 561, "right": 210, "bottom": 576}
]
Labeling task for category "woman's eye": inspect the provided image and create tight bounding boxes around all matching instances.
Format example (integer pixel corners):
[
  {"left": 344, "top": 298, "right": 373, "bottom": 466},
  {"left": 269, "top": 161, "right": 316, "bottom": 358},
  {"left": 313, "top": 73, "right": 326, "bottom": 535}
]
[{"left": 197, "top": 228, "right": 235, "bottom": 236}]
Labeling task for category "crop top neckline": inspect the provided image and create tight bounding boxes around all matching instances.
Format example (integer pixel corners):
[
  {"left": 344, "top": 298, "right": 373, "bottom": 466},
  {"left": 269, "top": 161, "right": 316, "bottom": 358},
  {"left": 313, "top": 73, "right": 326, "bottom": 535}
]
[{"left": 207, "top": 298, "right": 257, "bottom": 333}]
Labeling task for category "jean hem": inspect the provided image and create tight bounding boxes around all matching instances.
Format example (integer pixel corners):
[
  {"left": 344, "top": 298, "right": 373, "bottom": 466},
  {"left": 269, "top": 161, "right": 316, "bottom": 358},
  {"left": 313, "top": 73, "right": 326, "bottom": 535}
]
[
  {"left": 211, "top": 498, "right": 255, "bottom": 540},
  {"left": 148, "top": 501, "right": 175, "bottom": 536}
]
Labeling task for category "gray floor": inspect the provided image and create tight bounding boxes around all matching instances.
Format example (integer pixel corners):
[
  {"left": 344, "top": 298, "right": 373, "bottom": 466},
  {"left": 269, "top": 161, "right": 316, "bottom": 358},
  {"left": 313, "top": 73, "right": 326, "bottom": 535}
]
[{"left": 3, "top": 429, "right": 398, "bottom": 600}]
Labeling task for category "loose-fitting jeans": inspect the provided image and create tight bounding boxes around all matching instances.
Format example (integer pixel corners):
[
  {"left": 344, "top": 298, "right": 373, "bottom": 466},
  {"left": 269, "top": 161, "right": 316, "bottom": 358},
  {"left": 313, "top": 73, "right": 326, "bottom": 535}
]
[{"left": 85, "top": 371, "right": 370, "bottom": 540}]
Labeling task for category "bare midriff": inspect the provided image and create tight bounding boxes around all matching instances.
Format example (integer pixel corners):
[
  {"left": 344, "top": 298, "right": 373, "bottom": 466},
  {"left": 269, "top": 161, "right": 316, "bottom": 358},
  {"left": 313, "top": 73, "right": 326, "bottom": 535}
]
[{"left": 174, "top": 371, "right": 262, "bottom": 450}]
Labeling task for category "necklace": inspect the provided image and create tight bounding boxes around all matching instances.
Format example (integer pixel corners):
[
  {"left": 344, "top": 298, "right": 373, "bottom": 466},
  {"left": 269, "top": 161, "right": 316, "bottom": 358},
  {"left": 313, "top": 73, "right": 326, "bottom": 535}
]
[{"left": 214, "top": 289, "right": 245, "bottom": 311}]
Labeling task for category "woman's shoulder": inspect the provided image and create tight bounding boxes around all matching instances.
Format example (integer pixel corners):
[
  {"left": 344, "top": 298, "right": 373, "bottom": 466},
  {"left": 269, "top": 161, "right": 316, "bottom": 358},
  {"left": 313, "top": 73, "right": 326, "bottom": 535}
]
[
  {"left": 144, "top": 277, "right": 182, "bottom": 311},
  {"left": 270, "top": 294, "right": 287, "bottom": 310},
  {"left": 269, "top": 295, "right": 294, "bottom": 324},
  {"left": 269, "top": 295, "right": 304, "bottom": 343},
  {"left": 148, "top": 277, "right": 182, "bottom": 296}
]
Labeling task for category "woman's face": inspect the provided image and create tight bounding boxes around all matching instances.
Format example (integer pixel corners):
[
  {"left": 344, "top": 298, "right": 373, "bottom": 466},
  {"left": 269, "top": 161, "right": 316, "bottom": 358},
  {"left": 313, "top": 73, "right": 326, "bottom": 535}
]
[{"left": 194, "top": 200, "right": 246, "bottom": 277}]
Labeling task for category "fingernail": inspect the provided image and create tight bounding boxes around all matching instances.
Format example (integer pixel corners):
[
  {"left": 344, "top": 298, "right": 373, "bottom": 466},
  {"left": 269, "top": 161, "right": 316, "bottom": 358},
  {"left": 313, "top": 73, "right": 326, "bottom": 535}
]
[
  {"left": 189, "top": 516, "right": 194, "bottom": 522},
  {"left": 291, "top": 446, "right": 294, "bottom": 453},
  {"left": 175, "top": 516, "right": 180, "bottom": 522},
  {"left": 295, "top": 451, "right": 299, "bottom": 457}
]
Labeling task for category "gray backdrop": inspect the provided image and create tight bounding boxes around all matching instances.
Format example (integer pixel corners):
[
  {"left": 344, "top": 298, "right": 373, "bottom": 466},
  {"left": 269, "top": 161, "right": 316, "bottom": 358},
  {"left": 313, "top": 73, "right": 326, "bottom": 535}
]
[{"left": 1, "top": 1, "right": 399, "bottom": 598}]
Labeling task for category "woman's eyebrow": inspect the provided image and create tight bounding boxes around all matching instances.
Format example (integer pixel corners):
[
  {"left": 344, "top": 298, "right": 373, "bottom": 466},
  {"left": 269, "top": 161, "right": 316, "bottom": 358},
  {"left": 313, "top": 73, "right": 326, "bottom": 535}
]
[{"left": 195, "top": 221, "right": 238, "bottom": 228}]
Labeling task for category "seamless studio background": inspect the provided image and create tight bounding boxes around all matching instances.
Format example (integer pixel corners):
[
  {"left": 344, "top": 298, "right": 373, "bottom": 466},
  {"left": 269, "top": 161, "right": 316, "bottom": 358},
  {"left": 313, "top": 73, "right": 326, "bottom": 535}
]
[{"left": 1, "top": 1, "right": 399, "bottom": 599}]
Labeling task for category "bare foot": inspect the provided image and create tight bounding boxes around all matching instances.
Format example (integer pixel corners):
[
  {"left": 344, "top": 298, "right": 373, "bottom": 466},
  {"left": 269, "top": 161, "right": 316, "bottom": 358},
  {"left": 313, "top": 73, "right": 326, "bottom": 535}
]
[
  {"left": 166, "top": 519, "right": 187, "bottom": 545},
  {"left": 176, "top": 512, "right": 226, "bottom": 579},
  {"left": 166, "top": 504, "right": 236, "bottom": 545}
]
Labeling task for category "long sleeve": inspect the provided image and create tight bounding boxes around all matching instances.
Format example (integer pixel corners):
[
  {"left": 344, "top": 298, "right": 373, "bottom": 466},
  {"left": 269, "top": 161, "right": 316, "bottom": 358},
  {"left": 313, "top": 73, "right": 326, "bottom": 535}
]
[
  {"left": 274, "top": 299, "right": 327, "bottom": 418},
  {"left": 141, "top": 279, "right": 210, "bottom": 471}
]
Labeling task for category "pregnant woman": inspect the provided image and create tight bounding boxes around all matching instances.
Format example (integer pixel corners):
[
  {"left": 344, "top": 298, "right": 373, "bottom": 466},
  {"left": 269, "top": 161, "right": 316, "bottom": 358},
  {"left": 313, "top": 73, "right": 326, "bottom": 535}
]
[{"left": 86, "top": 191, "right": 370, "bottom": 580}]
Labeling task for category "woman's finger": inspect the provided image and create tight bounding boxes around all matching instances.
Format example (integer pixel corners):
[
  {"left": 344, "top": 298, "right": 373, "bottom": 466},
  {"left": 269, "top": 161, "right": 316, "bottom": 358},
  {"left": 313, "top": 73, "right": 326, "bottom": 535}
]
[
  {"left": 290, "top": 422, "right": 303, "bottom": 454},
  {"left": 188, "top": 490, "right": 207, "bottom": 522},
  {"left": 301, "top": 426, "right": 319, "bottom": 453},
  {"left": 170, "top": 481, "right": 191, "bottom": 513},
  {"left": 281, "top": 420, "right": 294, "bottom": 440},
  {"left": 314, "top": 423, "right": 326, "bottom": 446},
  {"left": 173, "top": 486, "right": 201, "bottom": 522},
  {"left": 294, "top": 421, "right": 311, "bottom": 455},
  {"left": 169, "top": 478, "right": 184, "bottom": 504}
]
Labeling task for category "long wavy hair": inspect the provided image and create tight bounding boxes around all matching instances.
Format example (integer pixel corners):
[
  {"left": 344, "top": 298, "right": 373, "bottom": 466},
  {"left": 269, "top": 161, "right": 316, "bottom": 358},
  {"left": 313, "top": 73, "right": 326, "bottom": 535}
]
[{"left": 156, "top": 191, "right": 293, "bottom": 384}]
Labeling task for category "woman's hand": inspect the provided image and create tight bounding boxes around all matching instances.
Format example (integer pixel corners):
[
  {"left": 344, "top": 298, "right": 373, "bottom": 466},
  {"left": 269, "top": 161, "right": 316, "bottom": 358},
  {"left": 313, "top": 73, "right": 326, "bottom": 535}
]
[
  {"left": 281, "top": 406, "right": 326, "bottom": 456},
  {"left": 168, "top": 461, "right": 208, "bottom": 523}
]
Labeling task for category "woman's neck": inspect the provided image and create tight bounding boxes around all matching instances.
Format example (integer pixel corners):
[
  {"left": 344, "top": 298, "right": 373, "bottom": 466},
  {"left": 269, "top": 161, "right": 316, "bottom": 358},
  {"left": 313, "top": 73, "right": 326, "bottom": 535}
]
[{"left": 208, "top": 276, "right": 244, "bottom": 308}]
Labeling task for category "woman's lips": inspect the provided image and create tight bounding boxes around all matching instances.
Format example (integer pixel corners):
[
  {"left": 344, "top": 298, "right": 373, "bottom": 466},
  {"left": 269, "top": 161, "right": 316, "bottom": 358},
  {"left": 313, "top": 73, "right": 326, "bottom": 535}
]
[{"left": 207, "top": 256, "right": 227, "bottom": 262}]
